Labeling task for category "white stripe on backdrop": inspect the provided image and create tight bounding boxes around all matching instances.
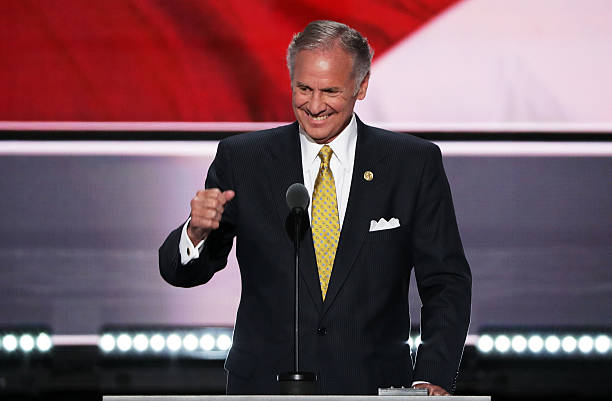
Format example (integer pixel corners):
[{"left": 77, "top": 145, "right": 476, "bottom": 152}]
[{"left": 2, "top": 141, "right": 612, "bottom": 157}]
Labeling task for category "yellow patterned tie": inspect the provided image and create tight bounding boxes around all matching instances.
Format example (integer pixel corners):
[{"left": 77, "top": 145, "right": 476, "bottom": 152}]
[{"left": 311, "top": 145, "right": 340, "bottom": 300}]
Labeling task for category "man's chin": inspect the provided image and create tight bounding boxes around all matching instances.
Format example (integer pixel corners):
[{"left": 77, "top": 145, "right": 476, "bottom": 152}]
[{"left": 303, "top": 127, "right": 336, "bottom": 144}]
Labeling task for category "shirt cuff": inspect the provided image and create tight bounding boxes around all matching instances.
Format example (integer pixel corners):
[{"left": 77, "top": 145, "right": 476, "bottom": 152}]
[
  {"left": 411, "top": 381, "right": 430, "bottom": 386},
  {"left": 179, "top": 217, "right": 205, "bottom": 265}
]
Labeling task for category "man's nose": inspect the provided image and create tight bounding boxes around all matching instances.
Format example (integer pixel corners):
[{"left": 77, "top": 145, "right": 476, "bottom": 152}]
[{"left": 308, "top": 92, "right": 326, "bottom": 115}]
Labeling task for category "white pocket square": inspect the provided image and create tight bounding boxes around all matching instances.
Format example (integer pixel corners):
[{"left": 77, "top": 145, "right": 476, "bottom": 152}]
[{"left": 369, "top": 217, "right": 400, "bottom": 232}]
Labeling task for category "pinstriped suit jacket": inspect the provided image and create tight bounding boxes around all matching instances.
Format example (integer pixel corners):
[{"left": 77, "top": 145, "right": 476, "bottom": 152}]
[{"left": 159, "top": 116, "right": 471, "bottom": 394}]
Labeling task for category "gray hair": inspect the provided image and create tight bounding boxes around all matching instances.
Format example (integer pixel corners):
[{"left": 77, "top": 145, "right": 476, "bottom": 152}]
[{"left": 286, "top": 20, "right": 374, "bottom": 93}]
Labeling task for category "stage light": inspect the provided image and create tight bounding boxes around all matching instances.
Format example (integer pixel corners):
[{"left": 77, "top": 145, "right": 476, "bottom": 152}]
[
  {"left": 527, "top": 335, "right": 544, "bottom": 353},
  {"left": 116, "top": 334, "right": 132, "bottom": 352},
  {"left": 19, "top": 334, "right": 35, "bottom": 352},
  {"left": 544, "top": 335, "right": 561, "bottom": 354},
  {"left": 578, "top": 335, "right": 594, "bottom": 354},
  {"left": 561, "top": 335, "right": 577, "bottom": 353},
  {"left": 150, "top": 334, "right": 165, "bottom": 352},
  {"left": 594, "top": 335, "right": 610, "bottom": 354},
  {"left": 511, "top": 335, "right": 527, "bottom": 353},
  {"left": 99, "top": 334, "right": 116, "bottom": 352},
  {"left": 166, "top": 334, "right": 182, "bottom": 352},
  {"left": 216, "top": 334, "right": 232, "bottom": 351},
  {"left": 2, "top": 335, "right": 18, "bottom": 352},
  {"left": 477, "top": 335, "right": 494, "bottom": 353},
  {"left": 415, "top": 336, "right": 422, "bottom": 347},
  {"left": 183, "top": 333, "right": 198, "bottom": 352},
  {"left": 200, "top": 334, "right": 215, "bottom": 351},
  {"left": 406, "top": 337, "right": 414, "bottom": 348},
  {"left": 494, "top": 335, "right": 511, "bottom": 353},
  {"left": 133, "top": 334, "right": 149, "bottom": 352},
  {"left": 36, "top": 333, "right": 52, "bottom": 352}
]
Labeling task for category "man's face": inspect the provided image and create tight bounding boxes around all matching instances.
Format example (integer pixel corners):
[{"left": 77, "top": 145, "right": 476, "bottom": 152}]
[{"left": 291, "top": 45, "right": 369, "bottom": 144}]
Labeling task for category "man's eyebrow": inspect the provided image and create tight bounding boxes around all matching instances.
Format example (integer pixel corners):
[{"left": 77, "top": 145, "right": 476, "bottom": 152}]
[{"left": 295, "top": 82, "right": 341, "bottom": 92}]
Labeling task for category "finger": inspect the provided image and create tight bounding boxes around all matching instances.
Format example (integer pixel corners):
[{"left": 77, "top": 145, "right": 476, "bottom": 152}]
[
  {"left": 193, "top": 208, "right": 221, "bottom": 223},
  {"left": 200, "top": 197, "right": 224, "bottom": 212},
  {"left": 190, "top": 204, "right": 212, "bottom": 218},
  {"left": 223, "top": 190, "right": 235, "bottom": 202},
  {"left": 428, "top": 386, "right": 449, "bottom": 396},
  {"left": 413, "top": 384, "right": 431, "bottom": 396},
  {"left": 204, "top": 209, "right": 219, "bottom": 220},
  {"left": 192, "top": 196, "right": 224, "bottom": 214},
  {"left": 215, "top": 189, "right": 235, "bottom": 205},
  {"left": 192, "top": 199, "right": 221, "bottom": 214},
  {"left": 191, "top": 210, "right": 218, "bottom": 225},
  {"left": 196, "top": 188, "right": 220, "bottom": 199},
  {"left": 191, "top": 193, "right": 215, "bottom": 210}
]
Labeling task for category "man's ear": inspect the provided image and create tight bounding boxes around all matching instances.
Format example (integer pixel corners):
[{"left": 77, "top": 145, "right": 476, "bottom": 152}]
[{"left": 356, "top": 71, "right": 370, "bottom": 100}]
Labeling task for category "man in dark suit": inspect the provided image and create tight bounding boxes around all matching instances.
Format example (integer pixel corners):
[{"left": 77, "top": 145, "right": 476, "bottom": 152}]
[{"left": 159, "top": 20, "right": 471, "bottom": 395}]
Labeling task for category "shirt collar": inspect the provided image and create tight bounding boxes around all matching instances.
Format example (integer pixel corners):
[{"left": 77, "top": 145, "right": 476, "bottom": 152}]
[{"left": 299, "top": 113, "right": 357, "bottom": 169}]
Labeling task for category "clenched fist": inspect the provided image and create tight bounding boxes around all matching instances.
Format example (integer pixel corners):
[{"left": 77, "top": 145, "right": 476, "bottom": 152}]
[{"left": 187, "top": 188, "right": 235, "bottom": 244}]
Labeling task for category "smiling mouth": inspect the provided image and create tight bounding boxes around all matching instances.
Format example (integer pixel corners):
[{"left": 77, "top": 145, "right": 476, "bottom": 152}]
[
  {"left": 304, "top": 110, "right": 332, "bottom": 121},
  {"left": 311, "top": 115, "right": 329, "bottom": 121}
]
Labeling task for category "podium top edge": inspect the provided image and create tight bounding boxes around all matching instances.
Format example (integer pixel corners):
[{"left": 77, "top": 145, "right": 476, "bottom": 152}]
[{"left": 103, "top": 396, "right": 491, "bottom": 401}]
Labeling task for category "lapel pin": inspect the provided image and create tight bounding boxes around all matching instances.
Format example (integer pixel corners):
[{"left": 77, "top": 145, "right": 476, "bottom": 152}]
[{"left": 363, "top": 170, "right": 374, "bottom": 181}]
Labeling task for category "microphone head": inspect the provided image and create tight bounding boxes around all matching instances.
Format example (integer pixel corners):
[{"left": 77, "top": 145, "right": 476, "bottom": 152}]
[{"left": 286, "top": 183, "right": 310, "bottom": 211}]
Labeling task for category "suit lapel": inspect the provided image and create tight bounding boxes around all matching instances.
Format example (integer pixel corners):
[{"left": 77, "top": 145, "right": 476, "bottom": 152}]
[
  {"left": 322, "top": 118, "right": 388, "bottom": 316},
  {"left": 267, "top": 123, "right": 323, "bottom": 311}
]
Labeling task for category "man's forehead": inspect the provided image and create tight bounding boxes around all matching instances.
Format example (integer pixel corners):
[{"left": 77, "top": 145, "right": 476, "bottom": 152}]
[
  {"left": 293, "top": 53, "right": 334, "bottom": 72},
  {"left": 293, "top": 47, "right": 356, "bottom": 79}
]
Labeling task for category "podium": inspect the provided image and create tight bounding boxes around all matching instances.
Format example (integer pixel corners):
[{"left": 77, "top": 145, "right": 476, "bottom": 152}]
[{"left": 103, "top": 396, "right": 490, "bottom": 401}]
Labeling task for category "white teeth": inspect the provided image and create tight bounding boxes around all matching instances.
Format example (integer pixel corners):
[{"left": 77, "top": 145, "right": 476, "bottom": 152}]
[{"left": 311, "top": 114, "right": 329, "bottom": 121}]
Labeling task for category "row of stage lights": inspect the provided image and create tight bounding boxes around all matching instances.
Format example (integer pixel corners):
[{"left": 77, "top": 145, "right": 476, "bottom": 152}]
[
  {"left": 99, "top": 327, "right": 234, "bottom": 359},
  {"left": 477, "top": 333, "right": 611, "bottom": 356},
  {"left": 3, "top": 327, "right": 612, "bottom": 360},
  {"left": 0, "top": 332, "right": 53, "bottom": 354}
]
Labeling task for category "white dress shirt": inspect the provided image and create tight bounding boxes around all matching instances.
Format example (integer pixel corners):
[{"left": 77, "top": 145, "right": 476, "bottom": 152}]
[{"left": 179, "top": 216, "right": 205, "bottom": 264}]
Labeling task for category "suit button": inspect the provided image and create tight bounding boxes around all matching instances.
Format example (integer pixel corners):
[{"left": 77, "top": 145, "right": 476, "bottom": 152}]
[{"left": 317, "top": 327, "right": 327, "bottom": 336}]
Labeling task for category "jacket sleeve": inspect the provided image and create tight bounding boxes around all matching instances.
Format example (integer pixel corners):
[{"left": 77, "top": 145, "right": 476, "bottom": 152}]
[
  {"left": 411, "top": 144, "right": 472, "bottom": 393},
  {"left": 158, "top": 140, "right": 237, "bottom": 288}
]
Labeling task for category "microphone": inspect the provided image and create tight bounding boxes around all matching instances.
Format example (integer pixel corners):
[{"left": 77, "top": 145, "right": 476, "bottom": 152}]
[
  {"left": 279, "top": 183, "right": 317, "bottom": 394},
  {"left": 286, "top": 183, "right": 310, "bottom": 213},
  {"left": 285, "top": 183, "right": 310, "bottom": 242}
]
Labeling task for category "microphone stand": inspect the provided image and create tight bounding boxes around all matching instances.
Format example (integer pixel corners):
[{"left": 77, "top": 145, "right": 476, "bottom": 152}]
[
  {"left": 293, "top": 208, "right": 301, "bottom": 371},
  {"left": 277, "top": 207, "right": 317, "bottom": 394}
]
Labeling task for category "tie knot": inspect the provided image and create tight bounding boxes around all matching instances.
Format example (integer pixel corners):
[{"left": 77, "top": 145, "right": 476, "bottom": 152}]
[{"left": 318, "top": 145, "right": 333, "bottom": 165}]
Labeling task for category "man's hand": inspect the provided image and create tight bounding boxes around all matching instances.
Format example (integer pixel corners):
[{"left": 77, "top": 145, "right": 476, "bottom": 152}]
[
  {"left": 413, "top": 383, "right": 450, "bottom": 396},
  {"left": 187, "top": 188, "right": 235, "bottom": 244}
]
